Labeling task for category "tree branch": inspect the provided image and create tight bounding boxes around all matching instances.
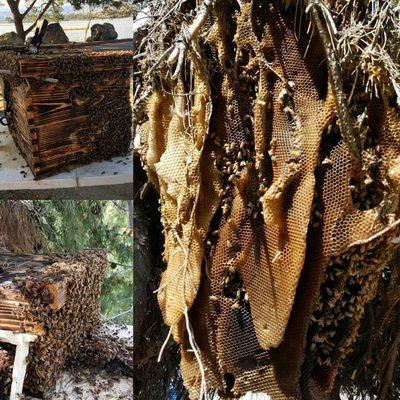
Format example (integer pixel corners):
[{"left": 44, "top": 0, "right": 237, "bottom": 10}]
[
  {"left": 309, "top": 3, "right": 362, "bottom": 172},
  {"left": 22, "top": 0, "right": 39, "bottom": 18},
  {"left": 102, "top": 307, "right": 133, "bottom": 322},
  {"left": 167, "top": 0, "right": 215, "bottom": 79},
  {"left": 24, "top": 0, "right": 53, "bottom": 36},
  {"left": 6, "top": 0, "right": 17, "bottom": 8}
]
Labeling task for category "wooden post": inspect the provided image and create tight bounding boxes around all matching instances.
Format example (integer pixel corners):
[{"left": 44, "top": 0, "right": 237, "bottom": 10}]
[{"left": 0, "top": 330, "right": 37, "bottom": 400}]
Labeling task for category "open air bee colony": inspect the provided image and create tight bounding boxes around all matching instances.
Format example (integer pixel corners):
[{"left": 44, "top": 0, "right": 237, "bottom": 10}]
[
  {"left": 135, "top": 0, "right": 400, "bottom": 398},
  {"left": 0, "top": 46, "right": 132, "bottom": 177},
  {"left": 0, "top": 249, "right": 107, "bottom": 397}
]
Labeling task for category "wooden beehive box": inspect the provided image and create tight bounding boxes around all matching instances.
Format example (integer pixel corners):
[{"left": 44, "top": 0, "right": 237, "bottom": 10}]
[
  {"left": 0, "top": 252, "right": 54, "bottom": 335},
  {"left": 0, "top": 249, "right": 107, "bottom": 396},
  {"left": 0, "top": 44, "right": 132, "bottom": 177}
]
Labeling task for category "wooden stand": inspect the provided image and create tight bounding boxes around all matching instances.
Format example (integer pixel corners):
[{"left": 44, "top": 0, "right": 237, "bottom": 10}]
[{"left": 0, "top": 329, "right": 37, "bottom": 400}]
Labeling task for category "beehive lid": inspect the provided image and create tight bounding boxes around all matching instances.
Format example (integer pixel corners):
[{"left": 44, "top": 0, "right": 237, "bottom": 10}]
[
  {"left": 0, "top": 252, "right": 55, "bottom": 283},
  {"left": 0, "top": 39, "right": 133, "bottom": 78}
]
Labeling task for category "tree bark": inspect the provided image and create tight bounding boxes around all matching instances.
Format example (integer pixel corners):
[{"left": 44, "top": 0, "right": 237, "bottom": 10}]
[
  {"left": 6, "top": 0, "right": 54, "bottom": 42},
  {"left": 127, "top": 200, "right": 133, "bottom": 230},
  {"left": 25, "top": 0, "right": 53, "bottom": 36},
  {"left": 0, "top": 200, "right": 44, "bottom": 253},
  {"left": 7, "top": 0, "right": 26, "bottom": 41},
  {"left": 378, "top": 326, "right": 400, "bottom": 400}
]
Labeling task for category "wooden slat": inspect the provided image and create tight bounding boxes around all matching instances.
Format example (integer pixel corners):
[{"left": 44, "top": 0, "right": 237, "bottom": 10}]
[
  {"left": 18, "top": 50, "right": 132, "bottom": 78},
  {"left": 46, "top": 281, "right": 67, "bottom": 310},
  {"left": 3, "top": 49, "right": 132, "bottom": 177},
  {"left": 0, "top": 298, "right": 42, "bottom": 334}
]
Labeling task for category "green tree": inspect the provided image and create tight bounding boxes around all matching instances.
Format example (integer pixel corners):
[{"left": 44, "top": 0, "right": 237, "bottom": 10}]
[
  {"left": 26, "top": 200, "right": 133, "bottom": 324},
  {"left": 102, "top": 1, "right": 134, "bottom": 18}
]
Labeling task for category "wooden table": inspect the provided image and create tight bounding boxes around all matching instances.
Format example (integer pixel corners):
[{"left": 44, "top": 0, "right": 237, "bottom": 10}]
[{"left": 0, "top": 329, "right": 37, "bottom": 400}]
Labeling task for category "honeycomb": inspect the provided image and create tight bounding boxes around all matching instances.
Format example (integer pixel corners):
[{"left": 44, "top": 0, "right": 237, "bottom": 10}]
[{"left": 140, "top": 0, "right": 400, "bottom": 398}]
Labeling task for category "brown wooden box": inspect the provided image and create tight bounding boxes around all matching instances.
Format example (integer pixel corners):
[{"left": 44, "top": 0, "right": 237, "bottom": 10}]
[{"left": 1, "top": 43, "right": 132, "bottom": 177}]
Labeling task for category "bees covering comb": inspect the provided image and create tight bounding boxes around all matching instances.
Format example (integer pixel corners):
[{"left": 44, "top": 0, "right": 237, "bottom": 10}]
[
  {"left": 0, "top": 46, "right": 132, "bottom": 178},
  {"left": 137, "top": 0, "right": 400, "bottom": 398},
  {"left": 0, "top": 249, "right": 107, "bottom": 397}
]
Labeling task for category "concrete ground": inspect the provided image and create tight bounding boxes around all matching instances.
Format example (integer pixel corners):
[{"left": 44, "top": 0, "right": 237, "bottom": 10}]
[
  {"left": 0, "top": 71, "right": 133, "bottom": 201},
  {"left": 49, "top": 369, "right": 133, "bottom": 400}
]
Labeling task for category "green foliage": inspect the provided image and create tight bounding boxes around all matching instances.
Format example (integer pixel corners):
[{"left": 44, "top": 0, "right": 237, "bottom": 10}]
[
  {"left": 69, "top": 0, "right": 133, "bottom": 11},
  {"left": 30, "top": 200, "right": 133, "bottom": 324},
  {"left": 24, "top": 0, "right": 65, "bottom": 22},
  {"left": 102, "top": 2, "right": 134, "bottom": 18},
  {"left": 22, "top": 0, "right": 133, "bottom": 22},
  {"left": 20, "top": 0, "right": 133, "bottom": 23}
]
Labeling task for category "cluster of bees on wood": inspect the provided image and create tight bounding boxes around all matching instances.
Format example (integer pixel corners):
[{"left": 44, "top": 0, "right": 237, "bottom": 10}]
[
  {"left": 42, "top": 51, "right": 132, "bottom": 162},
  {"left": 0, "top": 348, "right": 13, "bottom": 395},
  {"left": 89, "top": 70, "right": 132, "bottom": 160},
  {"left": 307, "top": 229, "right": 400, "bottom": 369},
  {"left": 70, "top": 325, "right": 133, "bottom": 377},
  {"left": 0, "top": 250, "right": 107, "bottom": 397},
  {"left": 1, "top": 50, "right": 132, "bottom": 176}
]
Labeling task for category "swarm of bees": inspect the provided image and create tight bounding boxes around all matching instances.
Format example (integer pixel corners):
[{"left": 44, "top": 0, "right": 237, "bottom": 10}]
[
  {"left": 0, "top": 348, "right": 13, "bottom": 395},
  {"left": 0, "top": 249, "right": 107, "bottom": 397},
  {"left": 0, "top": 49, "right": 132, "bottom": 177},
  {"left": 307, "top": 227, "right": 400, "bottom": 389},
  {"left": 71, "top": 325, "right": 133, "bottom": 377}
]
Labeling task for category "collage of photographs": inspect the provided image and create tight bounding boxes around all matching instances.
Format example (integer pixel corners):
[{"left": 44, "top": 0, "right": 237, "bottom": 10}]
[
  {"left": 0, "top": 0, "right": 398, "bottom": 399},
  {"left": 0, "top": 0, "right": 134, "bottom": 399}
]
